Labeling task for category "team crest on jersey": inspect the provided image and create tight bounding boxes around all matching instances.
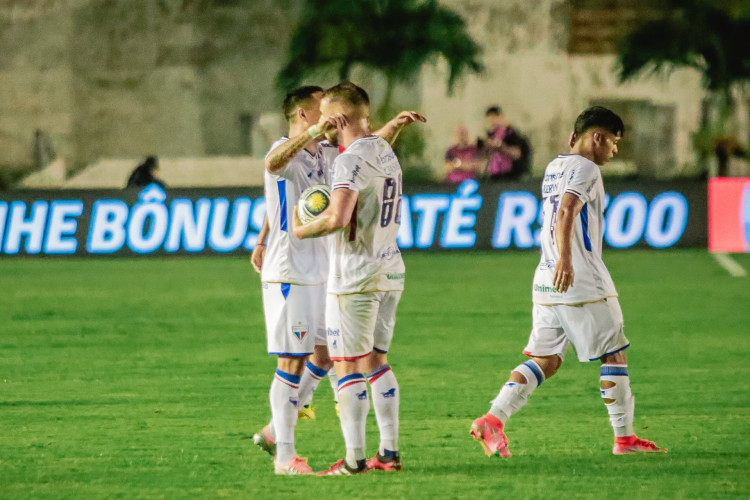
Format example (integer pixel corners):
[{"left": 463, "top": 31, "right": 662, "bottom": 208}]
[{"left": 292, "top": 325, "right": 307, "bottom": 343}]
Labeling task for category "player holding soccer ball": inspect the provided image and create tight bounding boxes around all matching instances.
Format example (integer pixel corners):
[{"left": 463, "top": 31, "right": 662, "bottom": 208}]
[
  {"left": 294, "top": 82, "right": 424, "bottom": 475},
  {"left": 252, "top": 85, "right": 424, "bottom": 475},
  {"left": 470, "top": 106, "right": 667, "bottom": 458}
]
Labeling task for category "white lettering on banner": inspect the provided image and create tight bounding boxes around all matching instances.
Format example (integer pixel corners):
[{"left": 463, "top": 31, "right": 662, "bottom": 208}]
[
  {"left": 209, "top": 197, "right": 252, "bottom": 252},
  {"left": 165, "top": 199, "right": 211, "bottom": 252},
  {"left": 645, "top": 192, "right": 688, "bottom": 248},
  {"left": 0, "top": 185, "right": 693, "bottom": 256},
  {"left": 605, "top": 192, "right": 648, "bottom": 248},
  {"left": 87, "top": 200, "right": 129, "bottom": 253},
  {"left": 492, "top": 192, "right": 538, "bottom": 249},
  {"left": 44, "top": 201, "right": 84, "bottom": 254},
  {"left": 410, "top": 195, "right": 450, "bottom": 248},
  {"left": 4, "top": 201, "right": 48, "bottom": 254},
  {"left": 127, "top": 186, "right": 169, "bottom": 253},
  {"left": 441, "top": 179, "right": 483, "bottom": 248}
]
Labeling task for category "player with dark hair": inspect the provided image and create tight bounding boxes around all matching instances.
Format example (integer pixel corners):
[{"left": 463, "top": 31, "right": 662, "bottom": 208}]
[
  {"left": 293, "top": 82, "right": 425, "bottom": 475},
  {"left": 470, "top": 106, "right": 667, "bottom": 458},
  {"left": 252, "top": 83, "right": 424, "bottom": 475}
]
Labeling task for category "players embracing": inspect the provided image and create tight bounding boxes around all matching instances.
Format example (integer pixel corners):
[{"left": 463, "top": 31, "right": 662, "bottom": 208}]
[
  {"left": 253, "top": 83, "right": 424, "bottom": 475},
  {"left": 294, "top": 82, "right": 420, "bottom": 475}
]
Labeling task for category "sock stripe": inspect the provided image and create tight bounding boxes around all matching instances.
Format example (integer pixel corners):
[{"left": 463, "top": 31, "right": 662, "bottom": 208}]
[
  {"left": 367, "top": 364, "right": 391, "bottom": 383},
  {"left": 600, "top": 365, "right": 629, "bottom": 377},
  {"left": 275, "top": 369, "right": 301, "bottom": 388},
  {"left": 306, "top": 361, "right": 328, "bottom": 379},
  {"left": 338, "top": 373, "right": 366, "bottom": 390},
  {"left": 522, "top": 360, "right": 544, "bottom": 386}
]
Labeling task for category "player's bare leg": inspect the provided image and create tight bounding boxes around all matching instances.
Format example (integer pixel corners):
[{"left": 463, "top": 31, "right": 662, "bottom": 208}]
[
  {"left": 366, "top": 351, "right": 401, "bottom": 471},
  {"left": 318, "top": 357, "right": 370, "bottom": 475},
  {"left": 600, "top": 350, "right": 667, "bottom": 455},
  {"left": 471, "top": 355, "right": 561, "bottom": 457},
  {"left": 297, "top": 345, "right": 334, "bottom": 420}
]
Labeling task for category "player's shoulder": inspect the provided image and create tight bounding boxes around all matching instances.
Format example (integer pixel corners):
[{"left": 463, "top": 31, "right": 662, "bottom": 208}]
[
  {"left": 558, "top": 154, "right": 599, "bottom": 178},
  {"left": 266, "top": 136, "right": 289, "bottom": 158}
]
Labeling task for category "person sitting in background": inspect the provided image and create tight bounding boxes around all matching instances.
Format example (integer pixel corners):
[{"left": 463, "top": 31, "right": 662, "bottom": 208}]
[
  {"left": 445, "top": 124, "right": 484, "bottom": 183},
  {"left": 125, "top": 156, "right": 166, "bottom": 189},
  {"left": 484, "top": 106, "right": 527, "bottom": 181}
]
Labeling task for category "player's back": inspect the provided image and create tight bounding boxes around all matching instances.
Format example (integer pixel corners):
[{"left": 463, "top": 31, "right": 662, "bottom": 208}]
[
  {"left": 261, "top": 137, "right": 331, "bottom": 285},
  {"left": 532, "top": 154, "right": 616, "bottom": 305},
  {"left": 329, "top": 135, "right": 405, "bottom": 294}
]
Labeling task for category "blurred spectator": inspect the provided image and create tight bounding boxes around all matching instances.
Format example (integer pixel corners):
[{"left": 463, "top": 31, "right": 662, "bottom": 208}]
[
  {"left": 484, "top": 106, "right": 531, "bottom": 181},
  {"left": 31, "top": 129, "right": 56, "bottom": 169},
  {"left": 125, "top": 156, "right": 166, "bottom": 189},
  {"left": 445, "top": 124, "right": 484, "bottom": 183}
]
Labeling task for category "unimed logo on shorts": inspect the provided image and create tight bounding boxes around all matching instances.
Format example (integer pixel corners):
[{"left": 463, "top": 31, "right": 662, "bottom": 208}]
[{"left": 708, "top": 177, "right": 750, "bottom": 253}]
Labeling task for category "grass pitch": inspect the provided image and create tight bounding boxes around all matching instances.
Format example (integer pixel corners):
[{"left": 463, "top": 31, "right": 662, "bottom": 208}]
[{"left": 1, "top": 250, "right": 749, "bottom": 499}]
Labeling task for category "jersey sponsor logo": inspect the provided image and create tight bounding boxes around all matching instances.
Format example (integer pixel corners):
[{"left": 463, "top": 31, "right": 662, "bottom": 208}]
[
  {"left": 326, "top": 328, "right": 340, "bottom": 337},
  {"left": 534, "top": 284, "right": 559, "bottom": 293},
  {"left": 386, "top": 272, "right": 405, "bottom": 280},
  {"left": 348, "top": 164, "right": 361, "bottom": 183},
  {"left": 380, "top": 246, "right": 401, "bottom": 261},
  {"left": 538, "top": 260, "right": 556, "bottom": 270},
  {"left": 292, "top": 325, "right": 307, "bottom": 343}
]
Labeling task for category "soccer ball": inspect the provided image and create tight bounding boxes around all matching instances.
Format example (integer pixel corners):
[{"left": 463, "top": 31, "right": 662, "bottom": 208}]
[{"left": 297, "top": 184, "right": 332, "bottom": 224}]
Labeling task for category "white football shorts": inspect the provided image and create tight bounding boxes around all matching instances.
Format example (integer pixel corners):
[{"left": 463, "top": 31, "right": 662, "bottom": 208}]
[
  {"left": 325, "top": 291, "right": 402, "bottom": 361},
  {"left": 524, "top": 297, "right": 630, "bottom": 362},
  {"left": 262, "top": 282, "right": 326, "bottom": 356}
]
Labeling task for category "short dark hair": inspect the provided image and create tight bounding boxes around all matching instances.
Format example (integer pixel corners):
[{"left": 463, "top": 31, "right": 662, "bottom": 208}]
[
  {"left": 574, "top": 106, "right": 624, "bottom": 137},
  {"left": 323, "top": 82, "right": 370, "bottom": 107},
  {"left": 485, "top": 105, "right": 502, "bottom": 116},
  {"left": 282, "top": 86, "right": 324, "bottom": 121}
]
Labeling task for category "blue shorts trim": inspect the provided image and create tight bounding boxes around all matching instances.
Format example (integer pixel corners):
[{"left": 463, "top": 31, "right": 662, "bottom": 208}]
[
  {"left": 269, "top": 352, "right": 312, "bottom": 357},
  {"left": 589, "top": 343, "right": 630, "bottom": 362}
]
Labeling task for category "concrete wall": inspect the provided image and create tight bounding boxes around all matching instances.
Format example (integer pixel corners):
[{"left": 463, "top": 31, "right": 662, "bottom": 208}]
[{"left": 421, "top": 0, "right": 706, "bottom": 178}]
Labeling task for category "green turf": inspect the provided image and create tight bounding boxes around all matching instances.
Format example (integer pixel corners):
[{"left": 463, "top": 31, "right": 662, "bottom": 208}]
[{"left": 1, "top": 250, "right": 749, "bottom": 499}]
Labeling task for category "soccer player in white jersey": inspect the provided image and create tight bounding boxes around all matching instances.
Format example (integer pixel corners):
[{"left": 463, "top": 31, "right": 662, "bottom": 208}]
[
  {"left": 252, "top": 85, "right": 425, "bottom": 474},
  {"left": 470, "top": 106, "right": 667, "bottom": 457},
  {"left": 294, "top": 82, "right": 422, "bottom": 475},
  {"left": 251, "top": 85, "right": 344, "bottom": 475}
]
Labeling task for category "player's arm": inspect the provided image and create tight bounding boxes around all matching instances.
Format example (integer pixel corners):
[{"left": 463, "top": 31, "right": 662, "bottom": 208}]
[
  {"left": 251, "top": 215, "right": 270, "bottom": 273},
  {"left": 292, "top": 188, "right": 358, "bottom": 239},
  {"left": 264, "top": 115, "right": 347, "bottom": 174},
  {"left": 552, "top": 193, "right": 584, "bottom": 293},
  {"left": 375, "top": 111, "right": 427, "bottom": 145}
]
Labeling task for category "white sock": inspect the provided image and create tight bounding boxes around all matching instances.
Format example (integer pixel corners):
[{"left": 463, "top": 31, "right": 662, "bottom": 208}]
[
  {"left": 328, "top": 368, "right": 339, "bottom": 404},
  {"left": 337, "top": 373, "right": 369, "bottom": 468},
  {"left": 298, "top": 361, "right": 328, "bottom": 407},
  {"left": 600, "top": 364, "right": 635, "bottom": 437},
  {"left": 489, "top": 360, "right": 545, "bottom": 423},
  {"left": 270, "top": 369, "right": 301, "bottom": 464},
  {"left": 367, "top": 364, "right": 399, "bottom": 454}
]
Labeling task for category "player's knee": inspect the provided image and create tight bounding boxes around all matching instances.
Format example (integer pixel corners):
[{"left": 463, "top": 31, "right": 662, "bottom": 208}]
[
  {"left": 370, "top": 352, "right": 387, "bottom": 369},
  {"left": 311, "top": 347, "right": 332, "bottom": 370},
  {"left": 535, "top": 356, "right": 561, "bottom": 379},
  {"left": 278, "top": 355, "right": 307, "bottom": 375}
]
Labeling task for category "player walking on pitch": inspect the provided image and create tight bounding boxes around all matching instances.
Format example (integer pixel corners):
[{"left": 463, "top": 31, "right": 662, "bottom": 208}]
[
  {"left": 294, "top": 82, "right": 424, "bottom": 475},
  {"left": 470, "top": 106, "right": 667, "bottom": 457}
]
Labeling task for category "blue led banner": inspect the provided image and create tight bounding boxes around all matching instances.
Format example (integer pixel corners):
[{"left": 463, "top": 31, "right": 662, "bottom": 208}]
[{"left": 0, "top": 180, "right": 706, "bottom": 257}]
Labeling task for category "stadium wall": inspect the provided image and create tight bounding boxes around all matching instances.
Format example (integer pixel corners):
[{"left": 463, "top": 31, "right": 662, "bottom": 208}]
[{"left": 0, "top": 180, "right": 707, "bottom": 257}]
